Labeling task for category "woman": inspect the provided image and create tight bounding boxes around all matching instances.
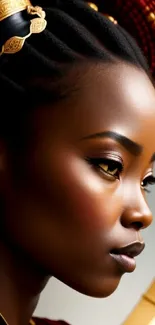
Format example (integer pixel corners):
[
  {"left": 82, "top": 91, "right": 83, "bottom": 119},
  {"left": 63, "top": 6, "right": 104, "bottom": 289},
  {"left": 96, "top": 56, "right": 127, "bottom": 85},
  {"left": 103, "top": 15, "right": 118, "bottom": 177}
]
[{"left": 0, "top": 0, "right": 155, "bottom": 325}]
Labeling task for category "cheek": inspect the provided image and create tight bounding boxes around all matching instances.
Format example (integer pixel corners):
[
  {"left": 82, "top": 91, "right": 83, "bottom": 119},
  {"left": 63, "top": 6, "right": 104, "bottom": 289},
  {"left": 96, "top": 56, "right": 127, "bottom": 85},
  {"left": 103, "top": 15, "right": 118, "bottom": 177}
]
[{"left": 53, "top": 156, "right": 123, "bottom": 232}]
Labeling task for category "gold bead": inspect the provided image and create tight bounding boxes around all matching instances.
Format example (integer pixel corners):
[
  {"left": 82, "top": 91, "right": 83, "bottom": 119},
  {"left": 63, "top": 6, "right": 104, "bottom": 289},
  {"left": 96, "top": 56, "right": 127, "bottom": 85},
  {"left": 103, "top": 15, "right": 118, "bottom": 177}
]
[
  {"left": 145, "top": 6, "right": 150, "bottom": 12},
  {"left": 87, "top": 2, "right": 117, "bottom": 24},
  {"left": 104, "top": 14, "right": 117, "bottom": 25},
  {"left": 147, "top": 12, "right": 155, "bottom": 22},
  {"left": 87, "top": 2, "right": 98, "bottom": 11}
]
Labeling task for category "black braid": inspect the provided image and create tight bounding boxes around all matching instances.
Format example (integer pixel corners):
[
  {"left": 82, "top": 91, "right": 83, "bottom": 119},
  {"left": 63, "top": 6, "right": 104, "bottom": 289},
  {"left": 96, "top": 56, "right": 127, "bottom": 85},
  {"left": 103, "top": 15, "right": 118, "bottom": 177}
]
[{"left": 0, "top": 0, "right": 151, "bottom": 125}]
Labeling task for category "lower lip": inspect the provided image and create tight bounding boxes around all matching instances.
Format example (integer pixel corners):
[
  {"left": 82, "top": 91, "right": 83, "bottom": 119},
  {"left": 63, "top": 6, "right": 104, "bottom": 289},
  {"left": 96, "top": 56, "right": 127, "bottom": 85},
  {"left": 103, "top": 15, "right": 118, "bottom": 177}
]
[{"left": 110, "top": 253, "right": 136, "bottom": 273}]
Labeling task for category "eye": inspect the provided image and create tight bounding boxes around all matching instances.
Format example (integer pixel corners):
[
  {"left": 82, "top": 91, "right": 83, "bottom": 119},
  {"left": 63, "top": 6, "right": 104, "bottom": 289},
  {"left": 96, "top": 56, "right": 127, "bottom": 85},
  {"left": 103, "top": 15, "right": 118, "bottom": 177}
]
[
  {"left": 141, "top": 174, "right": 155, "bottom": 192},
  {"left": 86, "top": 157, "right": 123, "bottom": 180}
]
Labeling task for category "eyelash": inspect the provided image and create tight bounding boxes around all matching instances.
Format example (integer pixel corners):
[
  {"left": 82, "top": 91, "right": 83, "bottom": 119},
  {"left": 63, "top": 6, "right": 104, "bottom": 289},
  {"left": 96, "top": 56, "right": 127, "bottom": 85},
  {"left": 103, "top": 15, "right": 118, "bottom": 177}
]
[
  {"left": 86, "top": 157, "right": 155, "bottom": 191},
  {"left": 86, "top": 157, "right": 123, "bottom": 180}
]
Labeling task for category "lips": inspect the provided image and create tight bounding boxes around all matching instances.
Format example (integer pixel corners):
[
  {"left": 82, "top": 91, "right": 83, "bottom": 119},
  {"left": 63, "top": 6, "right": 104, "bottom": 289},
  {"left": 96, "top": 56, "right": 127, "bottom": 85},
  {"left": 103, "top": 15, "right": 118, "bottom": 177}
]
[
  {"left": 110, "top": 241, "right": 145, "bottom": 273},
  {"left": 111, "top": 241, "right": 145, "bottom": 258}
]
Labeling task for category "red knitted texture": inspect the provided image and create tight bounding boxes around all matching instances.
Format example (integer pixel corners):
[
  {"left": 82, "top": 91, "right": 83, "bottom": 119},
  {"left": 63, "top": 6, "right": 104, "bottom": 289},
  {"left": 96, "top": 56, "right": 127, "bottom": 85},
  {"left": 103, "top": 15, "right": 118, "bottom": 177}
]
[{"left": 99, "top": 0, "right": 155, "bottom": 78}]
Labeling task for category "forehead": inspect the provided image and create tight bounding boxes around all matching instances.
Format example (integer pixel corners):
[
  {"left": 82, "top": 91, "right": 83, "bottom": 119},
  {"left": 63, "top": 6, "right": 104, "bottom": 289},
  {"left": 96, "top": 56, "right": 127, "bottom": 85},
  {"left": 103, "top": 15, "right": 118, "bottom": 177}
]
[
  {"left": 36, "top": 62, "right": 155, "bottom": 157},
  {"left": 57, "top": 62, "right": 155, "bottom": 142}
]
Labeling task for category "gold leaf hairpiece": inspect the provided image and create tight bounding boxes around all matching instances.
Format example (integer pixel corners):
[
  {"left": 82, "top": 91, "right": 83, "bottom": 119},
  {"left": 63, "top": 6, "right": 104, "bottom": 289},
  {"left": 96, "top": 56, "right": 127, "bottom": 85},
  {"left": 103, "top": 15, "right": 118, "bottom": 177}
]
[{"left": 0, "top": 0, "right": 47, "bottom": 55}]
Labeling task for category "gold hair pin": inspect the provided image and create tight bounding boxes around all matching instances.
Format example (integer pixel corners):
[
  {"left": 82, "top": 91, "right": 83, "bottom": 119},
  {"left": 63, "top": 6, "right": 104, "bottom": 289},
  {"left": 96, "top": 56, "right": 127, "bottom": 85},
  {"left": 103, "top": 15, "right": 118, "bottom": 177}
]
[
  {"left": 0, "top": 0, "right": 47, "bottom": 55},
  {"left": 0, "top": 0, "right": 117, "bottom": 56}
]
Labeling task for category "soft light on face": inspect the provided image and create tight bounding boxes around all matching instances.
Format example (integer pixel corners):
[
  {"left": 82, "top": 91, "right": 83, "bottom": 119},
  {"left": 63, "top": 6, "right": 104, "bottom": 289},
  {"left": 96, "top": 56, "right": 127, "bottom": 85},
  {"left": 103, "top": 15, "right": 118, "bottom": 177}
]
[{"left": 1, "top": 62, "right": 155, "bottom": 298}]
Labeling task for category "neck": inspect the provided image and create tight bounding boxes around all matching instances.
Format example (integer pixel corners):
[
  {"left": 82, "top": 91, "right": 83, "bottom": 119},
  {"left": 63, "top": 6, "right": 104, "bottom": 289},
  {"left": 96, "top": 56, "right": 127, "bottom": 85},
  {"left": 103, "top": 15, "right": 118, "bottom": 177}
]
[{"left": 0, "top": 241, "right": 49, "bottom": 325}]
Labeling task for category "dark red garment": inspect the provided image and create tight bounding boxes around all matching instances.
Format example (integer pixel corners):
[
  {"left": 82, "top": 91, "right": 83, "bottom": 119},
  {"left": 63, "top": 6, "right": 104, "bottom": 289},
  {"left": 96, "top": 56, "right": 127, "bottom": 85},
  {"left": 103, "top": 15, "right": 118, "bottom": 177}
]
[{"left": 33, "top": 317, "right": 70, "bottom": 325}]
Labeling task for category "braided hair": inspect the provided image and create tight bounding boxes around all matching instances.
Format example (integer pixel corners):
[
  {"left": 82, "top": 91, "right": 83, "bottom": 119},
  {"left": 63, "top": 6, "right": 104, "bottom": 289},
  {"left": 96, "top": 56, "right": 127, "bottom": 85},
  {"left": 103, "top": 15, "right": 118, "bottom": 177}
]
[
  {"left": 101, "top": 0, "right": 155, "bottom": 79},
  {"left": 0, "top": 0, "right": 153, "bottom": 131}
]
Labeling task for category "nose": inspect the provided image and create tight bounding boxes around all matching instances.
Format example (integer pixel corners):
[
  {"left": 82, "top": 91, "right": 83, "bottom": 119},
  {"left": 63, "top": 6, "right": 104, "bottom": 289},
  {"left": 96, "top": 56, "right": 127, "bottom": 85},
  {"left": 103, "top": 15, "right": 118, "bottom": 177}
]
[{"left": 120, "top": 192, "right": 153, "bottom": 230}]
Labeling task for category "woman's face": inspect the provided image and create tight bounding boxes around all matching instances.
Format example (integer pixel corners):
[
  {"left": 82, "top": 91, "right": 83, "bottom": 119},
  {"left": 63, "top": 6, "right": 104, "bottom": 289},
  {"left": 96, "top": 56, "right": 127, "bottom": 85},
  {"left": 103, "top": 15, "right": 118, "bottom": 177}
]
[{"left": 2, "top": 62, "right": 155, "bottom": 297}]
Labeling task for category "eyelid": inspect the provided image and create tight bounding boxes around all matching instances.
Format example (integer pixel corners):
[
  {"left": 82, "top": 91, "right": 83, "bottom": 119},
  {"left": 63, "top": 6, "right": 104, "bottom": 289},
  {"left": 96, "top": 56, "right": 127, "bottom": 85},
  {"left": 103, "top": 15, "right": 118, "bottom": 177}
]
[
  {"left": 86, "top": 151, "right": 124, "bottom": 165},
  {"left": 143, "top": 171, "right": 154, "bottom": 179}
]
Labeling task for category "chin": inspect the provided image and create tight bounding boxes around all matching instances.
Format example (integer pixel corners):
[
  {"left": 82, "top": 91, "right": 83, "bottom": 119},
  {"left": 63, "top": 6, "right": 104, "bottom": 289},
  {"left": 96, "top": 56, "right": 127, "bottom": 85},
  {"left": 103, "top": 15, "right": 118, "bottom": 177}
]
[
  {"left": 93, "top": 278, "right": 121, "bottom": 298},
  {"left": 64, "top": 275, "right": 122, "bottom": 298}
]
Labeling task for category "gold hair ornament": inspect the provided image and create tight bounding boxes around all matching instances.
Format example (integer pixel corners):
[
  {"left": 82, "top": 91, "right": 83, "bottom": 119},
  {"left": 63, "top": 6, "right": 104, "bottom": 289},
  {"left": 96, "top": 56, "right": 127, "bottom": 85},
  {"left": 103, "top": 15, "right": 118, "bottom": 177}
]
[
  {"left": 0, "top": 0, "right": 47, "bottom": 55},
  {"left": 87, "top": 2, "right": 118, "bottom": 24}
]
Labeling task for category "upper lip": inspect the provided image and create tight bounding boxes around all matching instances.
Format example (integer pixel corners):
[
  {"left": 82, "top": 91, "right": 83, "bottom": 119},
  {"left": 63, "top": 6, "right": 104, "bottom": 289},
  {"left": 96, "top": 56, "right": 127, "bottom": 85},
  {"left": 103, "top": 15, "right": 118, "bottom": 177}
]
[{"left": 110, "top": 241, "right": 145, "bottom": 258}]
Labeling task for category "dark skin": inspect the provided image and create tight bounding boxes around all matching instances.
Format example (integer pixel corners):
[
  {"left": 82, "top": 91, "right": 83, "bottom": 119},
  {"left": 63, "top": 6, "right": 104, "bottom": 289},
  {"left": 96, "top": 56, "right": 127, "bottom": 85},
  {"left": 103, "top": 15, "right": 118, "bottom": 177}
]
[{"left": 0, "top": 62, "right": 155, "bottom": 325}]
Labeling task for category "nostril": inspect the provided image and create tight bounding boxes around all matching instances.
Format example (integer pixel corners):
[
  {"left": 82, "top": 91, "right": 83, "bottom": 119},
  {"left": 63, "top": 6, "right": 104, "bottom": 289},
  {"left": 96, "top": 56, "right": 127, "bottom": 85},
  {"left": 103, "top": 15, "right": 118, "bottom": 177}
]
[
  {"left": 131, "top": 221, "right": 143, "bottom": 230},
  {"left": 121, "top": 216, "right": 144, "bottom": 229},
  {"left": 120, "top": 207, "right": 152, "bottom": 230}
]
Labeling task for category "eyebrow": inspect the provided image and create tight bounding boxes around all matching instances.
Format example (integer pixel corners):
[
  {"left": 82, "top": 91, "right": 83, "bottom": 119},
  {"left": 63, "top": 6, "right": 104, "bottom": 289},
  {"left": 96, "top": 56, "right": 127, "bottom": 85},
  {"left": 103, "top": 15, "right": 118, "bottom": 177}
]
[{"left": 81, "top": 131, "right": 143, "bottom": 156}]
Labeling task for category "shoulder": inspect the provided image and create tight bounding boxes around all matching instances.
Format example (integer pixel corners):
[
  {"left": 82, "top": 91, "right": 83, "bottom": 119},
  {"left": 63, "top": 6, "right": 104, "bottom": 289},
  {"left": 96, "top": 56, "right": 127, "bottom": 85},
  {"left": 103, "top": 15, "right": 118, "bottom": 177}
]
[{"left": 32, "top": 317, "right": 70, "bottom": 325}]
